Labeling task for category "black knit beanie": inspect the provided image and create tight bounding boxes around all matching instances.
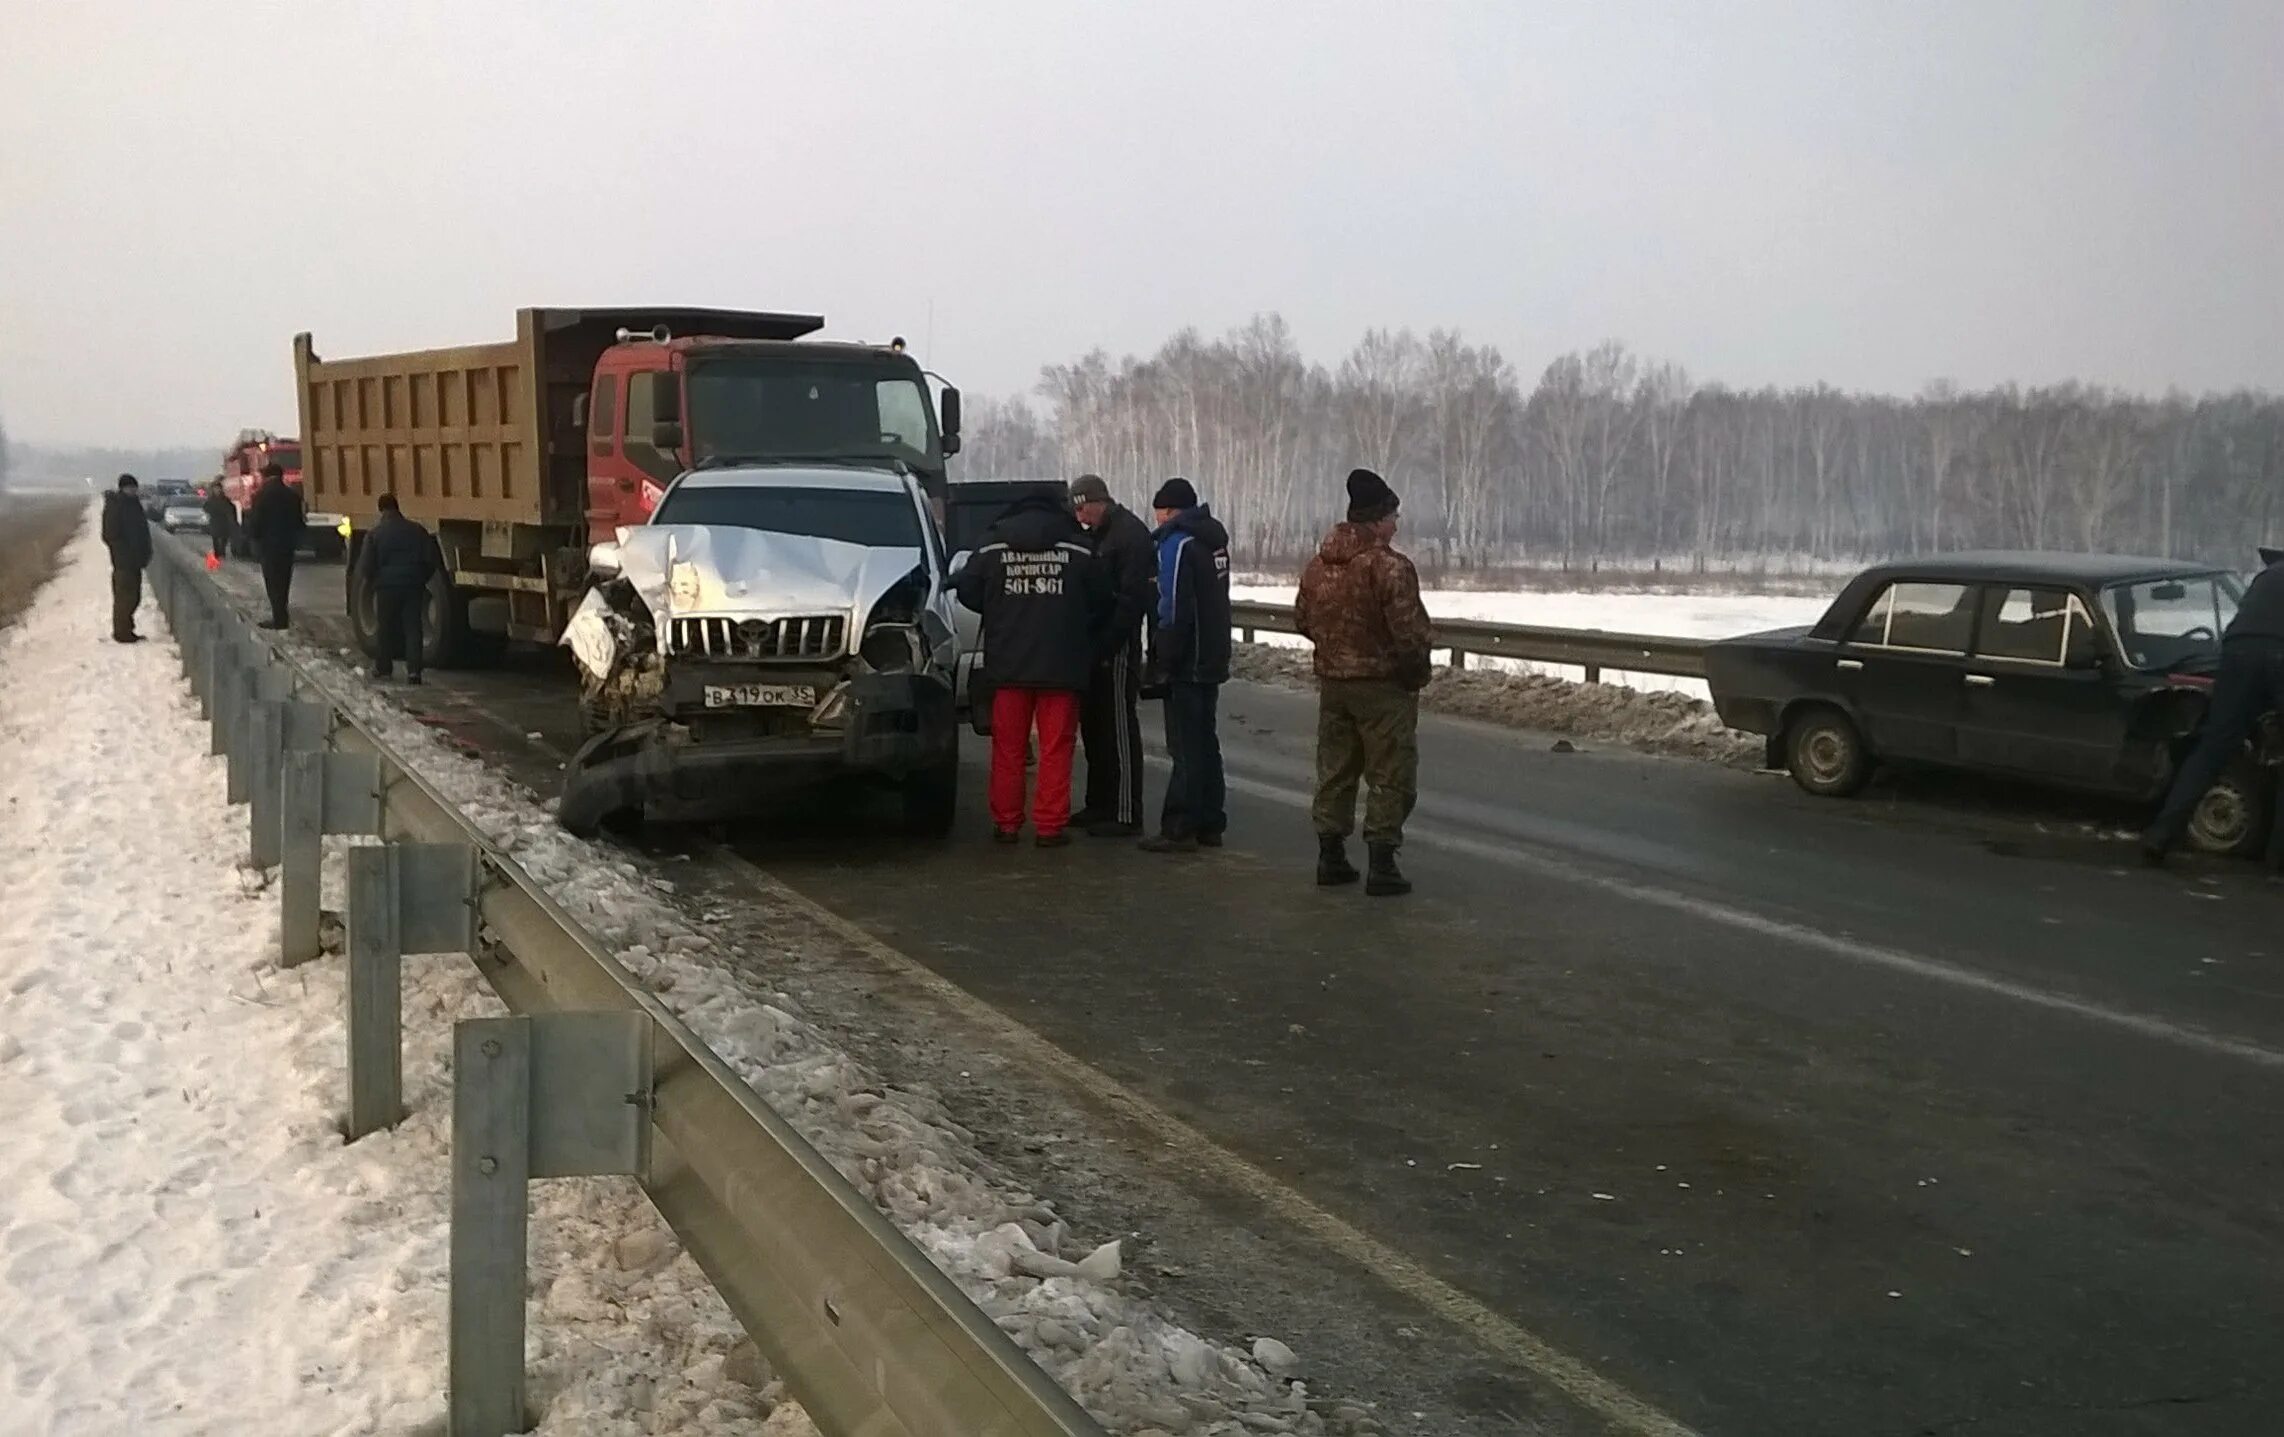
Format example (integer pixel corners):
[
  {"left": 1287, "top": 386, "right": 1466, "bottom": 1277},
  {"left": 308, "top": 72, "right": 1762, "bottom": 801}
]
[
  {"left": 1346, "top": 468, "right": 1398, "bottom": 523},
  {"left": 1152, "top": 476, "right": 1199, "bottom": 510}
]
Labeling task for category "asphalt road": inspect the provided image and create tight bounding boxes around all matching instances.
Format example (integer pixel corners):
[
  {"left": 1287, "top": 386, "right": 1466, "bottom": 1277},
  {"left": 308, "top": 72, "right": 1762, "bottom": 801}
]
[{"left": 205, "top": 544, "right": 2284, "bottom": 1436}]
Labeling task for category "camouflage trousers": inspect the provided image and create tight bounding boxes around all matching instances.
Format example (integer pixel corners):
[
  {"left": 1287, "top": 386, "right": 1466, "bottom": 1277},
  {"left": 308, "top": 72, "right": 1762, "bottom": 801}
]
[{"left": 1311, "top": 678, "right": 1420, "bottom": 846}]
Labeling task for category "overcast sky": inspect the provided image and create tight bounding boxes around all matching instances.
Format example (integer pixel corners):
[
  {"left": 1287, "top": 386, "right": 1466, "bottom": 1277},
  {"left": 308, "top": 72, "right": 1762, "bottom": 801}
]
[{"left": 3, "top": 1, "right": 2278, "bottom": 447}]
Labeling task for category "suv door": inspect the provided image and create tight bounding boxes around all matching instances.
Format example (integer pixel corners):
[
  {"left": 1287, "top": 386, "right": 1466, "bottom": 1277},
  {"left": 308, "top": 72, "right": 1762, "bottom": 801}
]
[
  {"left": 1955, "top": 585, "right": 2128, "bottom": 788},
  {"left": 1835, "top": 580, "right": 1976, "bottom": 762}
]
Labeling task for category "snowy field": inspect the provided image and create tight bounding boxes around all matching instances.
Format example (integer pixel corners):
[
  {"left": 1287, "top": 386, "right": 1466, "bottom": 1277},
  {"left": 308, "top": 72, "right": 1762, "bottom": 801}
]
[
  {"left": 1232, "top": 583, "right": 1836, "bottom": 700},
  {"left": 1, "top": 525, "right": 1363, "bottom": 1434}
]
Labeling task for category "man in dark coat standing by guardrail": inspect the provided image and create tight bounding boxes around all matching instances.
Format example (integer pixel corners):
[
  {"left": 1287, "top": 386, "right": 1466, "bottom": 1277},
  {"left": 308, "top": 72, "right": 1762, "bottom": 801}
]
[
  {"left": 201, "top": 479, "right": 236, "bottom": 563},
  {"left": 1295, "top": 468, "right": 1434, "bottom": 895},
  {"left": 99, "top": 474, "right": 152, "bottom": 644},
  {"left": 360, "top": 493, "right": 443, "bottom": 684},
  {"left": 1069, "top": 474, "right": 1155, "bottom": 838},
  {"left": 2143, "top": 544, "right": 2284, "bottom": 866},
  {"left": 243, "top": 461, "right": 305, "bottom": 630},
  {"left": 1141, "top": 477, "right": 1233, "bottom": 853}
]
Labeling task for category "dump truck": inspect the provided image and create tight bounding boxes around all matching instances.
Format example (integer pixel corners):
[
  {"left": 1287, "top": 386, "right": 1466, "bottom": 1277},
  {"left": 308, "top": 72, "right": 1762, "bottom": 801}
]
[{"left": 295, "top": 306, "right": 962, "bottom": 669}]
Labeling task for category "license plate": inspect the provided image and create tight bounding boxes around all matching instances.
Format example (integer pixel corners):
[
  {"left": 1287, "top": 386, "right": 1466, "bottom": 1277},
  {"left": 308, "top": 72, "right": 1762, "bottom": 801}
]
[{"left": 702, "top": 684, "right": 817, "bottom": 710}]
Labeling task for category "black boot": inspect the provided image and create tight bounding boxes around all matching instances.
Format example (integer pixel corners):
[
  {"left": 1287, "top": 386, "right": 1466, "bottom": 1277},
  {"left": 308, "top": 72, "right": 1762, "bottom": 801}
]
[
  {"left": 1316, "top": 834, "right": 1360, "bottom": 887},
  {"left": 1365, "top": 842, "right": 1411, "bottom": 897}
]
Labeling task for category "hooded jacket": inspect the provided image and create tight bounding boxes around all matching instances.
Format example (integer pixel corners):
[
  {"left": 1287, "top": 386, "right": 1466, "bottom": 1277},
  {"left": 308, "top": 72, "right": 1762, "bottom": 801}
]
[
  {"left": 243, "top": 475, "right": 306, "bottom": 558},
  {"left": 1151, "top": 506, "right": 1232, "bottom": 685},
  {"left": 2226, "top": 555, "right": 2284, "bottom": 645},
  {"left": 954, "top": 494, "right": 1110, "bottom": 690},
  {"left": 100, "top": 491, "right": 153, "bottom": 571},
  {"left": 1294, "top": 521, "right": 1433, "bottom": 685}
]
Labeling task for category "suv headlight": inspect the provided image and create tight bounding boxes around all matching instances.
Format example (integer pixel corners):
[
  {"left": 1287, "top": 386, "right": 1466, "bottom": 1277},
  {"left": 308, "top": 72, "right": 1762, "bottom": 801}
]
[{"left": 860, "top": 624, "right": 922, "bottom": 671}]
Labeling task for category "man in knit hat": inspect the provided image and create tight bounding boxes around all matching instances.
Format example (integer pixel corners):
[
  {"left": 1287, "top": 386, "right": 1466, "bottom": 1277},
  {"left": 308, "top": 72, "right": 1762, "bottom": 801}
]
[
  {"left": 1141, "top": 476, "right": 1233, "bottom": 853},
  {"left": 1294, "top": 468, "right": 1434, "bottom": 895}
]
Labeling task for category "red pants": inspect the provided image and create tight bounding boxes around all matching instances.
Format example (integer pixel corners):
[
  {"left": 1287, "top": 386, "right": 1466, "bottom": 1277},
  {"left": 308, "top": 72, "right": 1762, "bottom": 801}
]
[{"left": 990, "top": 687, "right": 1080, "bottom": 835}]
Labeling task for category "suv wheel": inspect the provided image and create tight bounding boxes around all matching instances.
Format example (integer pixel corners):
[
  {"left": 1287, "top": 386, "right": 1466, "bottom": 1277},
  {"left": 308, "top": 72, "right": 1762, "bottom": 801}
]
[
  {"left": 901, "top": 756, "right": 960, "bottom": 838},
  {"left": 2185, "top": 754, "right": 2271, "bottom": 857},
  {"left": 1787, "top": 706, "right": 1873, "bottom": 798}
]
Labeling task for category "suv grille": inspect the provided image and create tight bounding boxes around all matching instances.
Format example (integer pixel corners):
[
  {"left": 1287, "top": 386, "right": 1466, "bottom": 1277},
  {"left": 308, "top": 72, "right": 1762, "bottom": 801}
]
[{"left": 671, "top": 615, "right": 847, "bottom": 661}]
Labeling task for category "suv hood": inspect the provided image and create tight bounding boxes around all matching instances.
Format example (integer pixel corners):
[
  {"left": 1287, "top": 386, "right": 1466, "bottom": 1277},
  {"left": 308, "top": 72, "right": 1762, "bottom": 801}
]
[{"left": 617, "top": 524, "right": 923, "bottom": 625}]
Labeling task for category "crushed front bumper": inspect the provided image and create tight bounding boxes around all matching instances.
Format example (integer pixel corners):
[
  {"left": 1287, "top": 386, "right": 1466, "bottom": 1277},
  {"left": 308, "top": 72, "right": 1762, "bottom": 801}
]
[{"left": 558, "top": 671, "right": 954, "bottom": 834}]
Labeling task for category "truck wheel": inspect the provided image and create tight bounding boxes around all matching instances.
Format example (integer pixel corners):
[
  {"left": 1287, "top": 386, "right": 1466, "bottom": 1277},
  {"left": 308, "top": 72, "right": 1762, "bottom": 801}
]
[
  {"left": 901, "top": 757, "right": 960, "bottom": 838},
  {"left": 345, "top": 548, "right": 382, "bottom": 660},
  {"left": 1786, "top": 705, "right": 1873, "bottom": 798},
  {"left": 2185, "top": 754, "right": 2271, "bottom": 858},
  {"left": 422, "top": 576, "right": 467, "bottom": 670}
]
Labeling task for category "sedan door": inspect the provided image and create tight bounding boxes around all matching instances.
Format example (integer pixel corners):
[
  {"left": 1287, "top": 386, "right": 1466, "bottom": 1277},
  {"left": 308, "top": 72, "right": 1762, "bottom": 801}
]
[
  {"left": 1953, "top": 585, "right": 2129, "bottom": 788},
  {"left": 1833, "top": 580, "right": 1976, "bottom": 762}
]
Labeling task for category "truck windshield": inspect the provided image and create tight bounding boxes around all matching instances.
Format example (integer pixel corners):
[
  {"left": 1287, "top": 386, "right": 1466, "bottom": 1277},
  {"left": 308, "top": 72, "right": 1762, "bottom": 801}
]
[
  {"left": 2101, "top": 572, "right": 2244, "bottom": 670},
  {"left": 651, "top": 485, "right": 922, "bottom": 550},
  {"left": 686, "top": 357, "right": 938, "bottom": 469}
]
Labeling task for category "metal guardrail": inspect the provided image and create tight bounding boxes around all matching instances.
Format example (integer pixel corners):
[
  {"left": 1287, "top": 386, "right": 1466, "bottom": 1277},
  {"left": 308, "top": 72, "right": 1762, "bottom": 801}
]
[
  {"left": 1230, "top": 599, "right": 1710, "bottom": 682},
  {"left": 146, "top": 536, "right": 1105, "bottom": 1437}
]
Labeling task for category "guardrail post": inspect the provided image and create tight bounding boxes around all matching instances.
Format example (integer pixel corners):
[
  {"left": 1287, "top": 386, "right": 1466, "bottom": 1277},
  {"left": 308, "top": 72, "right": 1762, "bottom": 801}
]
[
  {"left": 1583, "top": 662, "right": 1603, "bottom": 684},
  {"left": 346, "top": 843, "right": 477, "bottom": 1140},
  {"left": 227, "top": 667, "right": 295, "bottom": 805},
  {"left": 1451, "top": 648, "right": 1467, "bottom": 671},
  {"left": 280, "top": 750, "right": 384, "bottom": 968},
  {"left": 249, "top": 700, "right": 330, "bottom": 869},
  {"left": 451, "top": 1011, "right": 650, "bottom": 1437}
]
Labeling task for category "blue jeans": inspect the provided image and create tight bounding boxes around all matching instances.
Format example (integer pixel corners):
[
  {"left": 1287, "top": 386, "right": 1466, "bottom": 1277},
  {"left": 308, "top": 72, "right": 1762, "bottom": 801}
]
[
  {"left": 1160, "top": 681, "right": 1225, "bottom": 839},
  {"left": 2146, "top": 639, "right": 2284, "bottom": 851}
]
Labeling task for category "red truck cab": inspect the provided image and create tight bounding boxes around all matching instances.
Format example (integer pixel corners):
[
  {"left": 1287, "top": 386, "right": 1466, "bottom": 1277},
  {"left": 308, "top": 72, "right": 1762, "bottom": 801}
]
[{"left": 578, "top": 329, "right": 959, "bottom": 535}]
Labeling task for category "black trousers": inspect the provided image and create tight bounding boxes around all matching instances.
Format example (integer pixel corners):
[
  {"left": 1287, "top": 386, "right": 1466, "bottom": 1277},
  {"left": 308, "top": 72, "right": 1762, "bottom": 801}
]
[
  {"left": 371, "top": 584, "right": 427, "bottom": 677},
  {"left": 1080, "top": 641, "right": 1144, "bottom": 825},
  {"left": 110, "top": 565, "right": 142, "bottom": 640},
  {"left": 260, "top": 550, "right": 295, "bottom": 626},
  {"left": 1159, "top": 680, "right": 1226, "bottom": 839},
  {"left": 209, "top": 528, "right": 228, "bottom": 560},
  {"left": 2147, "top": 638, "right": 2284, "bottom": 850}
]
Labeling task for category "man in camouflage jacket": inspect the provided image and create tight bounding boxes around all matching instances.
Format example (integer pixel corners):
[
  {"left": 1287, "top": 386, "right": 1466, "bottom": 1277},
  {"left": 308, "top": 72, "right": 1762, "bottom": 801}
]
[{"left": 1294, "top": 467, "right": 1434, "bottom": 895}]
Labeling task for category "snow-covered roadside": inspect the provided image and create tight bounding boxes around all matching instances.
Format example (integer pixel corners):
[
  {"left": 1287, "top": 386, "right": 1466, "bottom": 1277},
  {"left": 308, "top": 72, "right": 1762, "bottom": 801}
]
[
  {"left": 0, "top": 529, "right": 797, "bottom": 1435},
  {"left": 268, "top": 630, "right": 1380, "bottom": 1429}
]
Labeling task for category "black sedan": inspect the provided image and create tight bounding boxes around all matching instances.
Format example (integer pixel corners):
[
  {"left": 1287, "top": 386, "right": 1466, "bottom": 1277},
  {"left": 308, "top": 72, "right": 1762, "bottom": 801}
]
[{"left": 1705, "top": 552, "right": 2275, "bottom": 854}]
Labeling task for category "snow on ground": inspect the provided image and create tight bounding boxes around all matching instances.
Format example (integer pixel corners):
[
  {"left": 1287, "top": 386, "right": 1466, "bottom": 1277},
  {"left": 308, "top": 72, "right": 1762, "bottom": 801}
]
[
  {"left": 0, "top": 529, "right": 795, "bottom": 1435},
  {"left": 228, "top": 595, "right": 1383, "bottom": 1432},
  {"left": 1233, "top": 583, "right": 1834, "bottom": 700}
]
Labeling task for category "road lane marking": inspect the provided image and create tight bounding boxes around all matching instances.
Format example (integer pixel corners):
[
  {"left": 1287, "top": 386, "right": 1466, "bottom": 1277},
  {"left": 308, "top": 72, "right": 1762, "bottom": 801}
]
[
  {"left": 1213, "top": 769, "right": 2284, "bottom": 1073},
  {"left": 721, "top": 850, "right": 1703, "bottom": 1437}
]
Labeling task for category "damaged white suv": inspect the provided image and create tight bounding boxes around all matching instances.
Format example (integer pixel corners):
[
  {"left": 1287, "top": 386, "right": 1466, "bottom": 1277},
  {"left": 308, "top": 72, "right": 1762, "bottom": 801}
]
[{"left": 559, "top": 464, "right": 962, "bottom": 837}]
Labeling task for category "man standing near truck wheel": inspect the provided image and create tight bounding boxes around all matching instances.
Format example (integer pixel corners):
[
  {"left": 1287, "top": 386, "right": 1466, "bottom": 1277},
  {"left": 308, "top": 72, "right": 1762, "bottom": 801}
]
[
  {"left": 1069, "top": 474, "right": 1155, "bottom": 838},
  {"left": 244, "top": 461, "right": 305, "bottom": 630},
  {"left": 361, "top": 493, "right": 442, "bottom": 684}
]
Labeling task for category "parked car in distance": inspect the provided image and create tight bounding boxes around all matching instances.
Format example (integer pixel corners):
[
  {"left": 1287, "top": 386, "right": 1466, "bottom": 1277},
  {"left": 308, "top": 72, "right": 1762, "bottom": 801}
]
[
  {"left": 1705, "top": 551, "right": 2276, "bottom": 855},
  {"left": 160, "top": 501, "right": 208, "bottom": 533},
  {"left": 140, "top": 479, "right": 196, "bottom": 520}
]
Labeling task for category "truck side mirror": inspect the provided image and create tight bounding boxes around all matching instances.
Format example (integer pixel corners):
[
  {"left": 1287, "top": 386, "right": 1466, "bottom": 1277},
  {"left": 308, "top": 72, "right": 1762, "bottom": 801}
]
[
  {"left": 939, "top": 386, "right": 962, "bottom": 456},
  {"left": 650, "top": 420, "right": 684, "bottom": 451},
  {"left": 588, "top": 540, "right": 623, "bottom": 579}
]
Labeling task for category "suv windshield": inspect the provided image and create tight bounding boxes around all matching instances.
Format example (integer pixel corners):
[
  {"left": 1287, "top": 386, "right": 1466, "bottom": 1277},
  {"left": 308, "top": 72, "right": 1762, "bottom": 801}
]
[
  {"left": 2101, "top": 573, "right": 2244, "bottom": 670},
  {"left": 686, "top": 356, "right": 938, "bottom": 469},
  {"left": 650, "top": 485, "right": 922, "bottom": 550}
]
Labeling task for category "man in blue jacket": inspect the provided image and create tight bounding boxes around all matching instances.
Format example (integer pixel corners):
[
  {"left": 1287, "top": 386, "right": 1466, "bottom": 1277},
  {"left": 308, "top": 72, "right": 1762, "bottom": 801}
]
[{"left": 1141, "top": 477, "right": 1233, "bottom": 853}]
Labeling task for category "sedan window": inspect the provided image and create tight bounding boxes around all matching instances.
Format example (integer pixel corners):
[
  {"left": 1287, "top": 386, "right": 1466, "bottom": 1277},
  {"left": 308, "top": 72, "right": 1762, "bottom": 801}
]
[
  {"left": 2102, "top": 574, "right": 2244, "bottom": 671},
  {"left": 1975, "top": 587, "right": 2092, "bottom": 665},
  {"left": 1848, "top": 581, "right": 1975, "bottom": 654}
]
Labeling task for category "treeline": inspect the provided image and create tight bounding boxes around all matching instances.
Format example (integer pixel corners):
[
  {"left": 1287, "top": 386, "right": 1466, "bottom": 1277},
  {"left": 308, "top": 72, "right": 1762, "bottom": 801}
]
[
  {"left": 2, "top": 439, "right": 215, "bottom": 492},
  {"left": 953, "top": 315, "right": 2284, "bottom": 573}
]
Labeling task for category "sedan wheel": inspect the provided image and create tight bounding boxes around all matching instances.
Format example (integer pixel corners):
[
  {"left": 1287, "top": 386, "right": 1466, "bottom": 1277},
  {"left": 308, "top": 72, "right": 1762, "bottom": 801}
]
[
  {"left": 1787, "top": 707, "right": 1873, "bottom": 798},
  {"left": 2185, "top": 756, "right": 2270, "bottom": 857}
]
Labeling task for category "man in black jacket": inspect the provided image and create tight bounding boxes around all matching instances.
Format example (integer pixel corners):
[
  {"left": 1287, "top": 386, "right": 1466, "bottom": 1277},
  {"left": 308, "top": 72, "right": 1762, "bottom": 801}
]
[
  {"left": 361, "top": 493, "right": 442, "bottom": 683},
  {"left": 201, "top": 480, "right": 237, "bottom": 562},
  {"left": 243, "top": 461, "right": 305, "bottom": 629},
  {"left": 1068, "top": 474, "right": 1155, "bottom": 837},
  {"left": 954, "top": 492, "right": 1111, "bottom": 846},
  {"left": 1142, "top": 477, "right": 1233, "bottom": 853},
  {"left": 2144, "top": 545, "right": 2284, "bottom": 865},
  {"left": 99, "top": 475, "right": 153, "bottom": 643}
]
